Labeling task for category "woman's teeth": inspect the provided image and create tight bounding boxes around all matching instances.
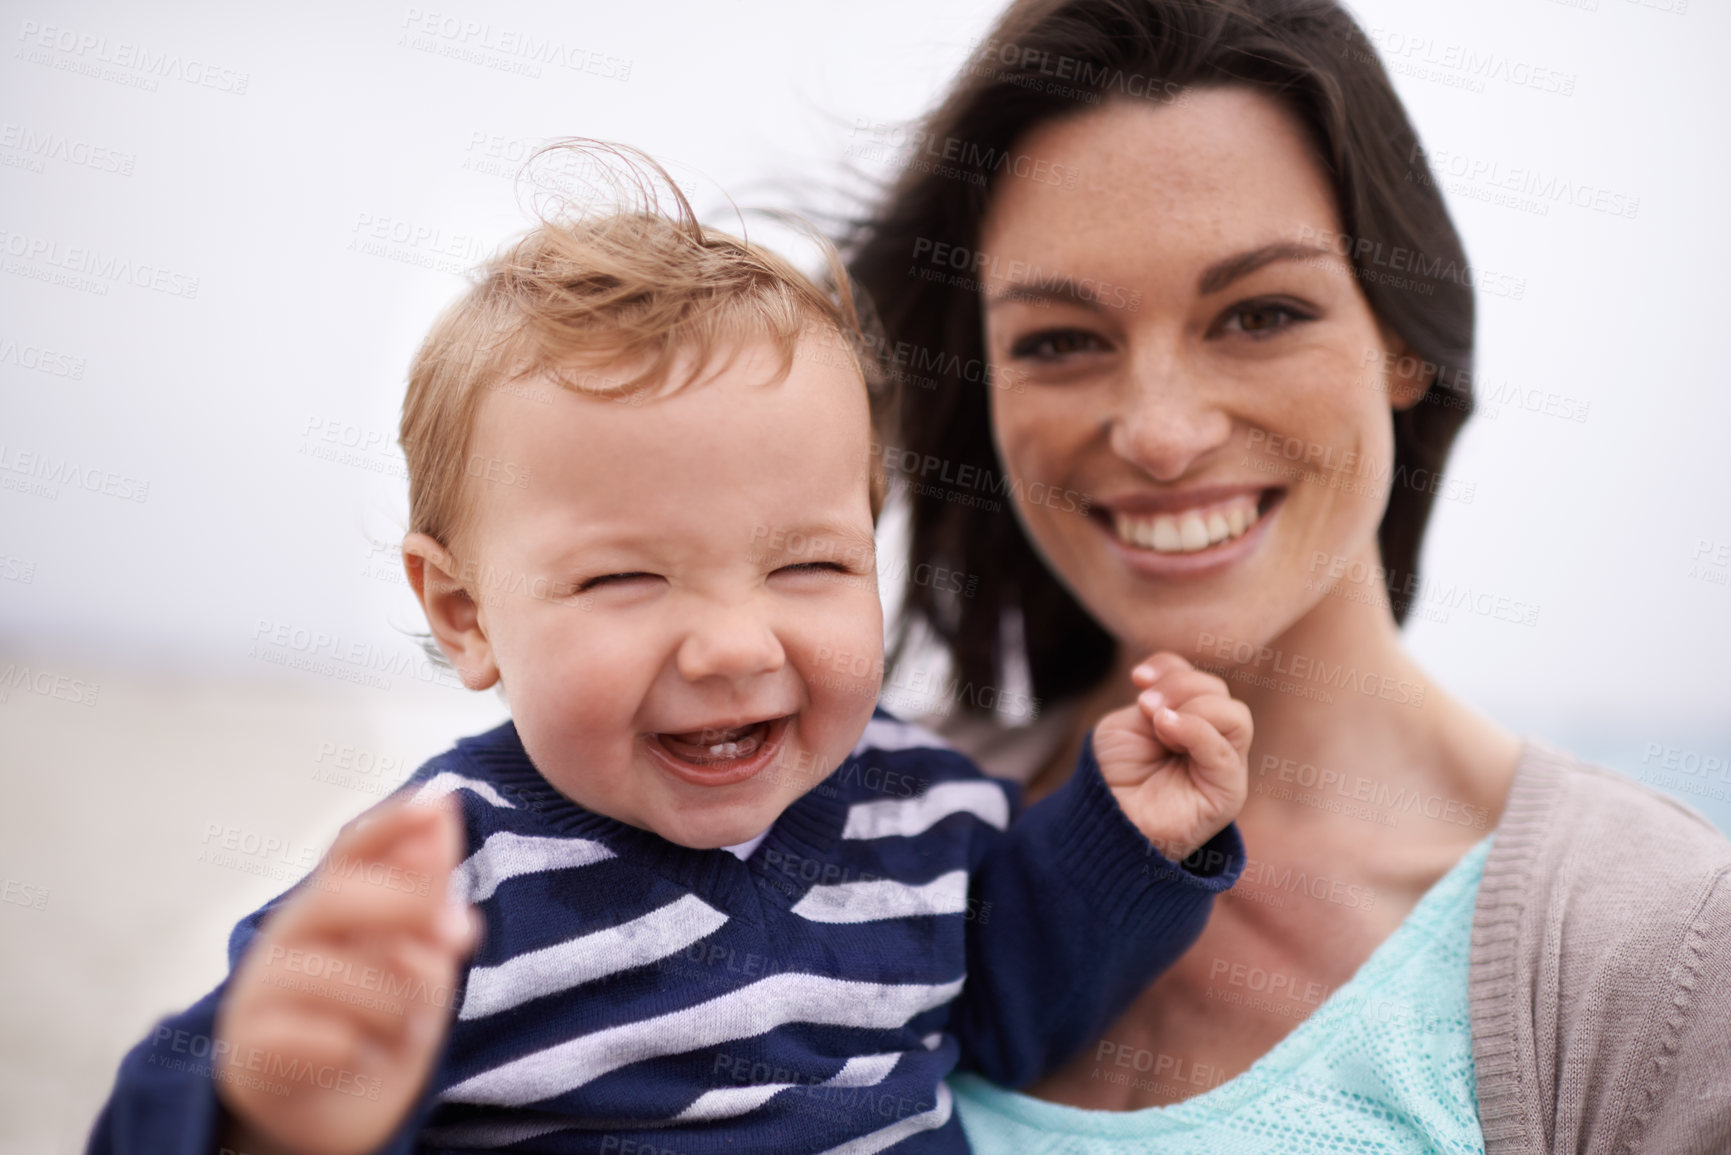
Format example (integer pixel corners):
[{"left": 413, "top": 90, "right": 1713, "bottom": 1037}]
[{"left": 1113, "top": 494, "right": 1262, "bottom": 554}]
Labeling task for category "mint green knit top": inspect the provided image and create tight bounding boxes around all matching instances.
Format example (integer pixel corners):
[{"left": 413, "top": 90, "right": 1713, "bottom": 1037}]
[{"left": 951, "top": 836, "right": 1492, "bottom": 1154}]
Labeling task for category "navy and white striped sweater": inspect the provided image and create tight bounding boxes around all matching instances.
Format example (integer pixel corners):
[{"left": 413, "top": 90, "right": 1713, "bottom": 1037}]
[{"left": 88, "top": 710, "right": 1244, "bottom": 1154}]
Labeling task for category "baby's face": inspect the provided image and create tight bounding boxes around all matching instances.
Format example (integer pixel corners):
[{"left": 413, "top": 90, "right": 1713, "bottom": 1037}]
[{"left": 452, "top": 334, "right": 883, "bottom": 848}]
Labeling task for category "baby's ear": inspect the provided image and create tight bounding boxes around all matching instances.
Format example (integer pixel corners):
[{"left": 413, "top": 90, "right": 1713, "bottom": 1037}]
[{"left": 402, "top": 533, "right": 499, "bottom": 691}]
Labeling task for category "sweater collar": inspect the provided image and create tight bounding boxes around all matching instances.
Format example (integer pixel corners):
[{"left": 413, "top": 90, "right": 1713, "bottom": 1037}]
[{"left": 452, "top": 720, "right": 848, "bottom": 914}]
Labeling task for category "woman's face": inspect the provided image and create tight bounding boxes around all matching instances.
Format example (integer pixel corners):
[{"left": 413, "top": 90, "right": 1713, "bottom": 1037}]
[{"left": 980, "top": 87, "right": 1422, "bottom": 660}]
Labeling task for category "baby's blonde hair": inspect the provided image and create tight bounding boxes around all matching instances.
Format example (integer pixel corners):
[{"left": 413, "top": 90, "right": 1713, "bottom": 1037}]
[{"left": 400, "top": 140, "right": 882, "bottom": 554}]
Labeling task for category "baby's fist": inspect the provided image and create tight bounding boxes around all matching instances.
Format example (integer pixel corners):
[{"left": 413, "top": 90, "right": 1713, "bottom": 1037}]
[{"left": 1092, "top": 653, "right": 1252, "bottom": 864}]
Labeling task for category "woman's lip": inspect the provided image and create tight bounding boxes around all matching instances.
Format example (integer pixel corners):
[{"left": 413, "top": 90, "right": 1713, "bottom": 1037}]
[
  {"left": 1094, "top": 483, "right": 1272, "bottom": 515},
  {"left": 644, "top": 715, "right": 790, "bottom": 788},
  {"left": 1097, "top": 490, "right": 1283, "bottom": 578}
]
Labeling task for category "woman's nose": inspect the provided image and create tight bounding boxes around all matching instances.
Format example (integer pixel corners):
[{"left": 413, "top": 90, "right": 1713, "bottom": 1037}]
[
  {"left": 1107, "top": 350, "right": 1234, "bottom": 482},
  {"left": 675, "top": 608, "right": 787, "bottom": 683}
]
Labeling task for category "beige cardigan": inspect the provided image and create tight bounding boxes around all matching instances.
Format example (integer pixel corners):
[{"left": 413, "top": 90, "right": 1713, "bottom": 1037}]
[
  {"left": 1471, "top": 741, "right": 1731, "bottom": 1154},
  {"left": 937, "top": 712, "right": 1731, "bottom": 1152}
]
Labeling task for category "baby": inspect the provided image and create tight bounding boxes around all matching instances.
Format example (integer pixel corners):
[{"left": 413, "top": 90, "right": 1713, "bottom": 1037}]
[{"left": 88, "top": 149, "right": 1250, "bottom": 1155}]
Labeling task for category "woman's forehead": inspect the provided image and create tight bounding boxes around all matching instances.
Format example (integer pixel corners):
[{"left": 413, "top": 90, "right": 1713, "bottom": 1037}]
[{"left": 983, "top": 88, "right": 1340, "bottom": 258}]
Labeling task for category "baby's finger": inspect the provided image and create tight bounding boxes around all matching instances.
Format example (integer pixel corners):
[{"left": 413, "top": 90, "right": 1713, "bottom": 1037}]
[
  {"left": 309, "top": 918, "right": 468, "bottom": 1040},
  {"left": 376, "top": 928, "right": 472, "bottom": 1031},
  {"left": 241, "top": 934, "right": 430, "bottom": 1044},
  {"left": 267, "top": 862, "right": 440, "bottom": 947},
  {"left": 1172, "top": 694, "right": 1253, "bottom": 760},
  {"left": 1136, "top": 668, "right": 1231, "bottom": 714},
  {"left": 331, "top": 793, "right": 449, "bottom": 865},
  {"left": 220, "top": 991, "right": 376, "bottom": 1089},
  {"left": 374, "top": 795, "right": 468, "bottom": 904},
  {"left": 1130, "top": 652, "right": 1194, "bottom": 687},
  {"left": 270, "top": 816, "right": 468, "bottom": 948},
  {"left": 1150, "top": 706, "right": 1240, "bottom": 789}
]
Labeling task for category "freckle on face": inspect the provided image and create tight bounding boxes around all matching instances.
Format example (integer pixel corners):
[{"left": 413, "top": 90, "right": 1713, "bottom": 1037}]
[{"left": 977, "top": 89, "right": 1407, "bottom": 658}]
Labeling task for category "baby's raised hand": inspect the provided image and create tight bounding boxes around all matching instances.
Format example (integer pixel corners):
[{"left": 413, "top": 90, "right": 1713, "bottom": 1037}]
[
  {"left": 212, "top": 794, "right": 479, "bottom": 1155},
  {"left": 1091, "top": 652, "right": 1252, "bottom": 865}
]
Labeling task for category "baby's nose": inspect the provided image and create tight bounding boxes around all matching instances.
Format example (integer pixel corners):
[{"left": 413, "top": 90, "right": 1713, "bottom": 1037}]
[{"left": 675, "top": 612, "right": 786, "bottom": 682}]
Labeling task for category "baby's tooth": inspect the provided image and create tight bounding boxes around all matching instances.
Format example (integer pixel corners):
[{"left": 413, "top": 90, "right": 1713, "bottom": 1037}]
[
  {"left": 1227, "top": 505, "right": 1247, "bottom": 537},
  {"left": 1152, "top": 517, "right": 1183, "bottom": 552},
  {"left": 1179, "top": 513, "right": 1210, "bottom": 551},
  {"left": 1206, "top": 512, "right": 1230, "bottom": 544}
]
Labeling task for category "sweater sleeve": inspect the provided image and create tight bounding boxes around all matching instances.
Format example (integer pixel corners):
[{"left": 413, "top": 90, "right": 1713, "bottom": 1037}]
[
  {"left": 946, "top": 731, "right": 1244, "bottom": 1088},
  {"left": 1471, "top": 745, "right": 1731, "bottom": 1155},
  {"left": 83, "top": 876, "right": 448, "bottom": 1155},
  {"left": 84, "top": 807, "right": 466, "bottom": 1155},
  {"left": 1627, "top": 866, "right": 1731, "bottom": 1155},
  {"left": 82, "top": 982, "right": 230, "bottom": 1155}
]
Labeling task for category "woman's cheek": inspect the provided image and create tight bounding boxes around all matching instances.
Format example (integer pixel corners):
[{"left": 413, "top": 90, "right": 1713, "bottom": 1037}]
[
  {"left": 994, "top": 411, "right": 1081, "bottom": 552},
  {"left": 996, "top": 391, "right": 1075, "bottom": 477}
]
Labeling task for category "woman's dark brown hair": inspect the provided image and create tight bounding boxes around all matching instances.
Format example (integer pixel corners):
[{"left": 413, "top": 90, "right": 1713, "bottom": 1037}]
[{"left": 843, "top": 0, "right": 1476, "bottom": 715}]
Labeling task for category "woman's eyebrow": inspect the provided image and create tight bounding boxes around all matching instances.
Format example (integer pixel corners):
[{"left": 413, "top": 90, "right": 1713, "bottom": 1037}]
[
  {"left": 982, "top": 276, "right": 1106, "bottom": 312},
  {"left": 1197, "top": 241, "right": 1331, "bottom": 295},
  {"left": 983, "top": 240, "right": 1332, "bottom": 311}
]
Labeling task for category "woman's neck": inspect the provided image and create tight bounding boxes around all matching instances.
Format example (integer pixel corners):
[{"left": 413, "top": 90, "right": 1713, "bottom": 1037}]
[
  {"left": 1240, "top": 554, "right": 1518, "bottom": 837},
  {"left": 1039, "top": 548, "right": 1522, "bottom": 848}
]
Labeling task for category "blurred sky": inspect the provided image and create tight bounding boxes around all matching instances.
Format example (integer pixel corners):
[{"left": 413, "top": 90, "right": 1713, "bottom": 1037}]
[{"left": 2, "top": 0, "right": 1727, "bottom": 803}]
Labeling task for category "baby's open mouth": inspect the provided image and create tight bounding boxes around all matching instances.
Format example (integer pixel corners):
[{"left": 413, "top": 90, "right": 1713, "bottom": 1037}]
[
  {"left": 657, "top": 719, "right": 777, "bottom": 764},
  {"left": 647, "top": 715, "right": 793, "bottom": 785}
]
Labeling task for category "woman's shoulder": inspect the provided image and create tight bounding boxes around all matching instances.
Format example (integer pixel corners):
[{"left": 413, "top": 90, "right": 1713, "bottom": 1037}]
[
  {"left": 1473, "top": 740, "right": 1731, "bottom": 1153},
  {"left": 1504, "top": 739, "right": 1731, "bottom": 886},
  {"left": 1485, "top": 739, "right": 1731, "bottom": 960}
]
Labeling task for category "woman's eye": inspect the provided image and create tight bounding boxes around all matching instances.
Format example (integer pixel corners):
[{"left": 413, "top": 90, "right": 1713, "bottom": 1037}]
[
  {"left": 575, "top": 572, "right": 659, "bottom": 593},
  {"left": 1220, "top": 301, "right": 1309, "bottom": 337},
  {"left": 1007, "top": 329, "right": 1107, "bottom": 360}
]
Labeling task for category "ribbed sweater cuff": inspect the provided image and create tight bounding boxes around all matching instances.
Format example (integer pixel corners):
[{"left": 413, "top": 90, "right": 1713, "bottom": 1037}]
[{"left": 1041, "top": 731, "right": 1245, "bottom": 930}]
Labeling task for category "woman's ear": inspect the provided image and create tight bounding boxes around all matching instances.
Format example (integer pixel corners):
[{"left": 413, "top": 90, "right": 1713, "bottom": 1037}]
[
  {"left": 402, "top": 532, "right": 500, "bottom": 691},
  {"left": 1377, "top": 327, "right": 1432, "bottom": 412}
]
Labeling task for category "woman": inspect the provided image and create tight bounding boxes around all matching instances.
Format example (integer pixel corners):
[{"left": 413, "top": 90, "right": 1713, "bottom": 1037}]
[{"left": 846, "top": 1, "right": 1731, "bottom": 1151}]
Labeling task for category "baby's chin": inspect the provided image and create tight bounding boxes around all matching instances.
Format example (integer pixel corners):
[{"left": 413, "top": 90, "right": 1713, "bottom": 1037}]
[
  {"left": 630, "top": 786, "right": 787, "bottom": 851},
  {"left": 534, "top": 776, "right": 779, "bottom": 851},
  {"left": 648, "top": 814, "right": 774, "bottom": 852}
]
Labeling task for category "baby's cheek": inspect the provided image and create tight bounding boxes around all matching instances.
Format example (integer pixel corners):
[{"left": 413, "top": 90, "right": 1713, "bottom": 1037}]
[
  {"left": 514, "top": 696, "right": 643, "bottom": 823},
  {"left": 513, "top": 645, "right": 635, "bottom": 745},
  {"left": 795, "top": 623, "right": 882, "bottom": 737}
]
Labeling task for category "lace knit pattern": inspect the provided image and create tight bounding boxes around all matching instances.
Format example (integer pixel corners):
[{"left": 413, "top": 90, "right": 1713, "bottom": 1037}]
[{"left": 950, "top": 837, "right": 1492, "bottom": 1155}]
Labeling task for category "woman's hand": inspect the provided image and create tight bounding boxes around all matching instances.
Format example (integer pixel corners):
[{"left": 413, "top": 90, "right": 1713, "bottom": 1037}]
[
  {"left": 1091, "top": 652, "right": 1252, "bottom": 865},
  {"left": 211, "top": 794, "right": 479, "bottom": 1155}
]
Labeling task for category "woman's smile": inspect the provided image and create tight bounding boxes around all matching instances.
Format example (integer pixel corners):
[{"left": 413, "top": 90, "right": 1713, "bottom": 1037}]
[{"left": 1094, "top": 486, "right": 1285, "bottom": 579}]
